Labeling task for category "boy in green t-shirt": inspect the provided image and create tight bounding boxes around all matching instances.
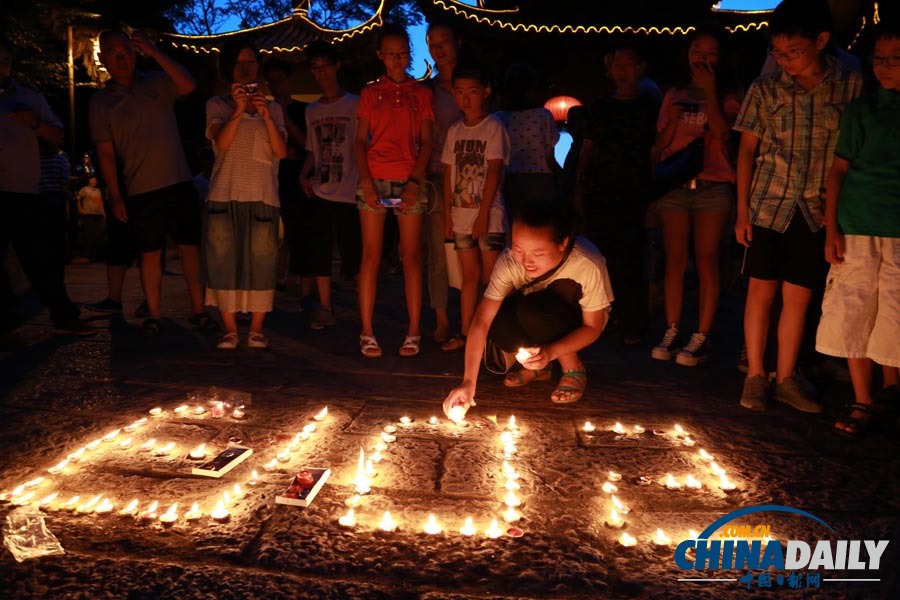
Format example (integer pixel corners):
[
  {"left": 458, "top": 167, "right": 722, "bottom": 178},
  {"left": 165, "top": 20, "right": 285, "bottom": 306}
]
[{"left": 815, "top": 22, "right": 900, "bottom": 438}]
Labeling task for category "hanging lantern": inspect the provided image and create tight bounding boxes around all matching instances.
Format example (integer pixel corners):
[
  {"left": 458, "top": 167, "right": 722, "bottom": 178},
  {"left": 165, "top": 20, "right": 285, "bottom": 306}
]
[{"left": 544, "top": 95, "right": 583, "bottom": 123}]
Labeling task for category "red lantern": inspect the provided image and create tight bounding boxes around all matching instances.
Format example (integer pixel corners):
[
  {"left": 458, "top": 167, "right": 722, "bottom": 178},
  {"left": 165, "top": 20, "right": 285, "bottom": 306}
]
[{"left": 544, "top": 95, "right": 583, "bottom": 123}]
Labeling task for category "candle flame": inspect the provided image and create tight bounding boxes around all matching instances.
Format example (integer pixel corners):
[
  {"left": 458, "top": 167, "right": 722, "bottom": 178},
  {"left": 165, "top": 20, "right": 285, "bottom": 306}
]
[
  {"left": 399, "top": 416, "right": 411, "bottom": 425},
  {"left": 608, "top": 508, "right": 623, "bottom": 526},
  {"left": 67, "top": 448, "right": 86, "bottom": 462},
  {"left": 24, "top": 477, "right": 45, "bottom": 488},
  {"left": 507, "top": 415, "right": 518, "bottom": 430},
  {"left": 103, "top": 428, "right": 121, "bottom": 442},
  {"left": 119, "top": 499, "right": 139, "bottom": 516},
  {"left": 428, "top": 416, "right": 439, "bottom": 425},
  {"left": 710, "top": 462, "right": 725, "bottom": 476},
  {"left": 94, "top": 497, "right": 115, "bottom": 513},
  {"left": 685, "top": 475, "right": 702, "bottom": 489},
  {"left": 633, "top": 424, "right": 645, "bottom": 433},
  {"left": 655, "top": 528, "right": 672, "bottom": 545},
  {"left": 502, "top": 461, "right": 519, "bottom": 480},
  {"left": 313, "top": 407, "right": 328, "bottom": 421},
  {"left": 499, "top": 431, "right": 514, "bottom": 445},
  {"left": 611, "top": 494, "right": 627, "bottom": 513},
  {"left": 719, "top": 473, "right": 736, "bottom": 490},
  {"left": 484, "top": 519, "right": 504, "bottom": 539},
  {"left": 698, "top": 449, "right": 714, "bottom": 461},
  {"left": 303, "top": 423, "right": 316, "bottom": 434},
  {"left": 504, "top": 490, "right": 521, "bottom": 507},
  {"left": 619, "top": 532, "right": 637, "bottom": 546},
  {"left": 145, "top": 500, "right": 159, "bottom": 514},
  {"left": 223, "top": 490, "right": 231, "bottom": 504},
  {"left": 63, "top": 495, "right": 80, "bottom": 509},
  {"left": 263, "top": 458, "right": 278, "bottom": 471},
  {"left": 674, "top": 424, "right": 686, "bottom": 436},
  {"left": 233, "top": 483, "right": 244, "bottom": 499},
  {"left": 608, "top": 471, "right": 622, "bottom": 482},
  {"left": 210, "top": 500, "right": 229, "bottom": 520},
  {"left": 689, "top": 529, "right": 699, "bottom": 539},
  {"left": 249, "top": 470, "right": 259, "bottom": 484},
  {"left": 190, "top": 443, "right": 206, "bottom": 458},
  {"left": 86, "top": 439, "right": 102, "bottom": 450},
  {"left": 423, "top": 513, "right": 442, "bottom": 535},
  {"left": 583, "top": 420, "right": 596, "bottom": 432},
  {"left": 12, "top": 491, "right": 35, "bottom": 505},
  {"left": 665, "top": 473, "right": 682, "bottom": 489},
  {"left": 613, "top": 422, "right": 625, "bottom": 434},
  {"left": 118, "top": 437, "right": 132, "bottom": 449},
  {"left": 601, "top": 482, "right": 618, "bottom": 494},
  {"left": 149, "top": 407, "right": 162, "bottom": 416},
  {"left": 141, "top": 438, "right": 157, "bottom": 450},
  {"left": 459, "top": 517, "right": 477, "bottom": 536},
  {"left": 173, "top": 405, "right": 189, "bottom": 414},
  {"left": 502, "top": 506, "right": 521, "bottom": 523},
  {"left": 39, "top": 492, "right": 59, "bottom": 507},
  {"left": 338, "top": 508, "right": 356, "bottom": 527},
  {"left": 153, "top": 441, "right": 175, "bottom": 456},
  {"left": 185, "top": 502, "right": 202, "bottom": 520},
  {"left": 354, "top": 447, "right": 370, "bottom": 494},
  {"left": 378, "top": 511, "right": 397, "bottom": 532},
  {"left": 504, "top": 478, "right": 520, "bottom": 491}
]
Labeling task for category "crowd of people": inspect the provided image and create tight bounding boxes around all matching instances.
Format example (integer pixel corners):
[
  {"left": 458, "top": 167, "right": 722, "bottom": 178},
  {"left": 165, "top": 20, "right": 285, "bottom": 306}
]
[{"left": 1, "top": 0, "right": 897, "bottom": 439}]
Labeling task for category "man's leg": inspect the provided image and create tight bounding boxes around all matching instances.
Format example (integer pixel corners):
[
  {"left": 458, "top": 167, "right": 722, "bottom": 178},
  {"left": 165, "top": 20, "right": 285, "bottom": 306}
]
[
  {"left": 425, "top": 173, "right": 450, "bottom": 341},
  {"left": 177, "top": 244, "right": 205, "bottom": 315},
  {"left": 140, "top": 249, "right": 164, "bottom": 320}
]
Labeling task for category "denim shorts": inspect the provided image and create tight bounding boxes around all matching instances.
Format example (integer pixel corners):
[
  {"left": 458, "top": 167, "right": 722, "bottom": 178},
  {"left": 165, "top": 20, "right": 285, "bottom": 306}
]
[
  {"left": 357, "top": 178, "right": 427, "bottom": 216},
  {"left": 656, "top": 181, "right": 733, "bottom": 214},
  {"left": 454, "top": 231, "right": 505, "bottom": 251}
]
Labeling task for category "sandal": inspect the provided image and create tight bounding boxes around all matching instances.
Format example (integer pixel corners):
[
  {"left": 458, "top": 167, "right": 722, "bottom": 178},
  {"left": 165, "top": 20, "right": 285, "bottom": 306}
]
[
  {"left": 551, "top": 364, "right": 587, "bottom": 404},
  {"left": 833, "top": 402, "right": 873, "bottom": 439},
  {"left": 217, "top": 332, "right": 239, "bottom": 350},
  {"left": 399, "top": 335, "right": 421, "bottom": 357},
  {"left": 139, "top": 318, "right": 162, "bottom": 338},
  {"left": 360, "top": 335, "right": 382, "bottom": 358},
  {"left": 441, "top": 334, "right": 466, "bottom": 353},
  {"left": 247, "top": 332, "right": 269, "bottom": 349},
  {"left": 189, "top": 311, "right": 220, "bottom": 332},
  {"left": 504, "top": 365, "right": 552, "bottom": 388}
]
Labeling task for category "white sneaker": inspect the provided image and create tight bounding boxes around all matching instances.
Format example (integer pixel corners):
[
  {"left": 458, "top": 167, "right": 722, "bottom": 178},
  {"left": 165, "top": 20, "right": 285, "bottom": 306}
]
[
  {"left": 217, "top": 333, "right": 239, "bottom": 350},
  {"left": 247, "top": 332, "right": 269, "bottom": 349}
]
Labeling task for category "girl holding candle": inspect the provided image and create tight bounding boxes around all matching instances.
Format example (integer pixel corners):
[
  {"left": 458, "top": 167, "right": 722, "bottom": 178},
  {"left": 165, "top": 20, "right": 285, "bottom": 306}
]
[{"left": 443, "top": 200, "right": 612, "bottom": 412}]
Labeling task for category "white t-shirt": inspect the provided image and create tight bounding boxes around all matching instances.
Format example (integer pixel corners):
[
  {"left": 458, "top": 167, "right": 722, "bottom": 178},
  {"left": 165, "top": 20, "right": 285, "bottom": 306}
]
[
  {"left": 484, "top": 237, "right": 614, "bottom": 312},
  {"left": 495, "top": 107, "right": 559, "bottom": 174},
  {"left": 304, "top": 93, "right": 360, "bottom": 204},
  {"left": 441, "top": 114, "right": 510, "bottom": 234}
]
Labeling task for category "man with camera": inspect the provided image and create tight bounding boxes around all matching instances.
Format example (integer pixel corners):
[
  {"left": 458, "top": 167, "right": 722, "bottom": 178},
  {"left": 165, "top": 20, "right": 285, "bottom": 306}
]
[{"left": 89, "top": 29, "right": 208, "bottom": 337}]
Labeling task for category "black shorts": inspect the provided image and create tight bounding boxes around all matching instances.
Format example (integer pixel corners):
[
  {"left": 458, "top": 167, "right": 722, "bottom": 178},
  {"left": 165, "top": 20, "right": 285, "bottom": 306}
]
[
  {"left": 126, "top": 182, "right": 202, "bottom": 254},
  {"left": 745, "top": 211, "right": 827, "bottom": 290}
]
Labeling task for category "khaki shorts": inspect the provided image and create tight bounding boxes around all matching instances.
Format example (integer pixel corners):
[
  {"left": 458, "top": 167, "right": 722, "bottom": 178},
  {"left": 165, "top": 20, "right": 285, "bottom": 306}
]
[{"left": 816, "top": 235, "right": 900, "bottom": 368}]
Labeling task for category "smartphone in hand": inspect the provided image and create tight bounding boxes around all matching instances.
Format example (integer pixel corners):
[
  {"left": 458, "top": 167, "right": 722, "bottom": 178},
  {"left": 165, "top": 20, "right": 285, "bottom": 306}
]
[
  {"left": 675, "top": 101, "right": 700, "bottom": 113},
  {"left": 379, "top": 197, "right": 402, "bottom": 208}
]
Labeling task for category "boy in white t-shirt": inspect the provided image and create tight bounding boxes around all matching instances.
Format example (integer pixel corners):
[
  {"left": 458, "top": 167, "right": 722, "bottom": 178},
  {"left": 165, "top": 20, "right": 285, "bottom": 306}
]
[{"left": 441, "top": 63, "right": 510, "bottom": 352}]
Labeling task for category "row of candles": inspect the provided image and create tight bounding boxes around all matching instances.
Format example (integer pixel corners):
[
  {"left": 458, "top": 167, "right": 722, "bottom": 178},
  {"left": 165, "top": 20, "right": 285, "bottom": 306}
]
[{"left": 262, "top": 407, "right": 329, "bottom": 471}]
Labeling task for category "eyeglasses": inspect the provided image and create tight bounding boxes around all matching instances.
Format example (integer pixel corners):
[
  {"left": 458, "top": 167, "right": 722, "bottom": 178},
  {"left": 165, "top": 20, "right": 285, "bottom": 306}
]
[
  {"left": 870, "top": 55, "right": 900, "bottom": 67},
  {"left": 767, "top": 43, "right": 812, "bottom": 62}
]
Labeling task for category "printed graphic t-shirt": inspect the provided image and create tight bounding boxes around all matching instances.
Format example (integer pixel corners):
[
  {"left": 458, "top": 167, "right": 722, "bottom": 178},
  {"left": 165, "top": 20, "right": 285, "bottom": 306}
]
[
  {"left": 441, "top": 114, "right": 510, "bottom": 234},
  {"left": 305, "top": 93, "right": 360, "bottom": 204}
]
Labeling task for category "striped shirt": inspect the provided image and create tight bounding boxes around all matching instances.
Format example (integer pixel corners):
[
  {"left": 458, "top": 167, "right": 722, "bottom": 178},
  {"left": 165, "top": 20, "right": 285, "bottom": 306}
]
[
  {"left": 733, "top": 56, "right": 862, "bottom": 233},
  {"left": 39, "top": 151, "right": 71, "bottom": 195}
]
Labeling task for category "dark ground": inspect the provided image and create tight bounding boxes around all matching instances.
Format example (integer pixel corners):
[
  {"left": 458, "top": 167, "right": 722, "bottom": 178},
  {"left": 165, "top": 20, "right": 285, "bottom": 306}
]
[{"left": 1, "top": 258, "right": 898, "bottom": 599}]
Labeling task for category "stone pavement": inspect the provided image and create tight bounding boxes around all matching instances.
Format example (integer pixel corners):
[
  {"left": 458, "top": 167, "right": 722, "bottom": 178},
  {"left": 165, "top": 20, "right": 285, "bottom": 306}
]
[{"left": 0, "top": 260, "right": 898, "bottom": 599}]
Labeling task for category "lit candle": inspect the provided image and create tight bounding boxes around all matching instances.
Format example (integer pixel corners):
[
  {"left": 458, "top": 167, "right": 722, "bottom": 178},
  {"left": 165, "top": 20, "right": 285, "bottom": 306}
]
[
  {"left": 719, "top": 473, "right": 736, "bottom": 491},
  {"left": 502, "top": 506, "right": 521, "bottom": 523},
  {"left": 223, "top": 490, "right": 231, "bottom": 504},
  {"left": 210, "top": 402, "right": 225, "bottom": 418},
  {"left": 61, "top": 495, "right": 81, "bottom": 511},
  {"left": 582, "top": 421, "right": 596, "bottom": 433},
  {"left": 210, "top": 500, "right": 229, "bottom": 522},
  {"left": 248, "top": 470, "right": 260, "bottom": 486},
  {"left": 709, "top": 462, "right": 725, "bottom": 476},
  {"left": 380, "top": 432, "right": 396, "bottom": 443},
  {"left": 118, "top": 499, "right": 139, "bottom": 517},
  {"left": 608, "top": 471, "right": 622, "bottom": 482},
  {"left": 139, "top": 500, "right": 159, "bottom": 520},
  {"left": 633, "top": 425, "right": 645, "bottom": 434},
  {"left": 118, "top": 437, "right": 133, "bottom": 449},
  {"left": 141, "top": 438, "right": 157, "bottom": 451},
  {"left": 189, "top": 444, "right": 207, "bottom": 460},
  {"left": 263, "top": 458, "right": 278, "bottom": 472},
  {"left": 67, "top": 448, "right": 86, "bottom": 462},
  {"left": 173, "top": 405, "right": 189, "bottom": 415},
  {"left": 399, "top": 416, "right": 411, "bottom": 426},
  {"left": 507, "top": 415, "right": 518, "bottom": 431},
  {"left": 459, "top": 517, "right": 477, "bottom": 536},
  {"left": 86, "top": 438, "right": 102, "bottom": 450},
  {"left": 685, "top": 475, "right": 702, "bottom": 490},
  {"left": 231, "top": 408, "right": 246, "bottom": 420},
  {"left": 303, "top": 423, "right": 317, "bottom": 434},
  {"left": 153, "top": 442, "right": 175, "bottom": 456},
  {"left": 378, "top": 511, "right": 397, "bottom": 532},
  {"left": 24, "top": 477, "right": 45, "bottom": 489},
  {"left": 665, "top": 474, "right": 682, "bottom": 490},
  {"left": 12, "top": 491, "right": 35, "bottom": 506},
  {"left": 515, "top": 347, "right": 531, "bottom": 364},
  {"left": 124, "top": 418, "right": 148, "bottom": 432},
  {"left": 149, "top": 407, "right": 162, "bottom": 416},
  {"left": 673, "top": 424, "right": 686, "bottom": 437},
  {"left": 612, "top": 422, "right": 625, "bottom": 434},
  {"left": 77, "top": 494, "right": 102, "bottom": 513},
  {"left": 484, "top": 519, "right": 504, "bottom": 539},
  {"left": 39, "top": 492, "right": 59, "bottom": 508},
  {"left": 504, "top": 490, "right": 521, "bottom": 508},
  {"left": 503, "top": 443, "right": 517, "bottom": 458},
  {"left": 288, "top": 434, "right": 302, "bottom": 450},
  {"left": 601, "top": 482, "right": 618, "bottom": 494},
  {"left": 698, "top": 449, "right": 714, "bottom": 462},
  {"left": 619, "top": 532, "right": 637, "bottom": 547},
  {"left": 184, "top": 503, "right": 203, "bottom": 521},
  {"left": 611, "top": 494, "right": 629, "bottom": 514},
  {"left": 606, "top": 508, "right": 625, "bottom": 528},
  {"left": 232, "top": 483, "right": 244, "bottom": 500},
  {"left": 500, "top": 431, "right": 514, "bottom": 445},
  {"left": 428, "top": 416, "right": 439, "bottom": 426},
  {"left": 502, "top": 461, "right": 520, "bottom": 480},
  {"left": 370, "top": 450, "right": 383, "bottom": 464},
  {"left": 364, "top": 459, "right": 376, "bottom": 478},
  {"left": 374, "top": 440, "right": 389, "bottom": 452},
  {"left": 504, "top": 478, "right": 520, "bottom": 491},
  {"left": 423, "top": 514, "right": 442, "bottom": 535},
  {"left": 313, "top": 407, "right": 328, "bottom": 422},
  {"left": 159, "top": 503, "right": 179, "bottom": 524},
  {"left": 654, "top": 528, "right": 672, "bottom": 546},
  {"left": 354, "top": 448, "right": 370, "bottom": 495},
  {"left": 688, "top": 529, "right": 699, "bottom": 540},
  {"left": 383, "top": 425, "right": 397, "bottom": 434},
  {"left": 683, "top": 436, "right": 696, "bottom": 447},
  {"left": 94, "top": 497, "right": 115, "bottom": 514},
  {"left": 447, "top": 405, "right": 466, "bottom": 423},
  {"left": 344, "top": 494, "right": 362, "bottom": 508},
  {"left": 338, "top": 508, "right": 356, "bottom": 528},
  {"left": 103, "top": 429, "right": 121, "bottom": 442},
  {"left": 276, "top": 448, "right": 291, "bottom": 462}
]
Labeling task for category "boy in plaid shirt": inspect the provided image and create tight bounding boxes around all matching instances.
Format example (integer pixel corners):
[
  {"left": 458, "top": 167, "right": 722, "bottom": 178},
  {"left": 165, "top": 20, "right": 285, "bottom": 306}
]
[{"left": 733, "top": 0, "right": 862, "bottom": 413}]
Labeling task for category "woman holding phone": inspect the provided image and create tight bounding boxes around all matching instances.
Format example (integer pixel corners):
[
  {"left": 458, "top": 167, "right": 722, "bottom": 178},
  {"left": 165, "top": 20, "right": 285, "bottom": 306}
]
[
  {"left": 204, "top": 41, "right": 286, "bottom": 349},
  {"left": 649, "top": 25, "right": 742, "bottom": 367},
  {"left": 354, "top": 24, "right": 434, "bottom": 358}
]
